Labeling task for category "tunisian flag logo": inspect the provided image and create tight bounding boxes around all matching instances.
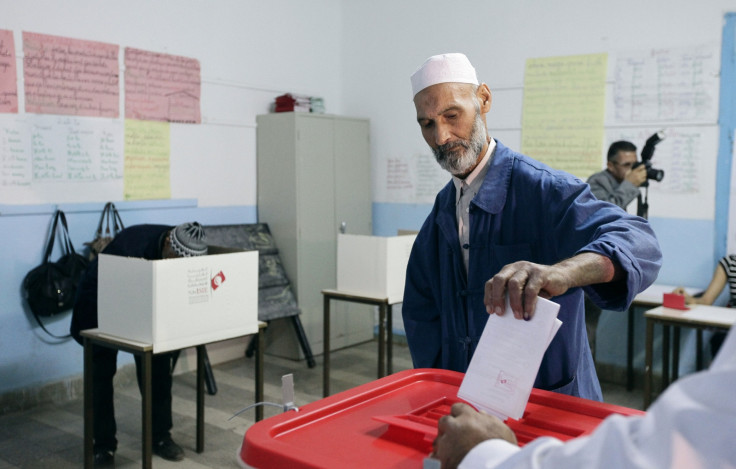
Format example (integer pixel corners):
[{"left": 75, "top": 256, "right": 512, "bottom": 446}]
[{"left": 211, "top": 271, "right": 226, "bottom": 290}]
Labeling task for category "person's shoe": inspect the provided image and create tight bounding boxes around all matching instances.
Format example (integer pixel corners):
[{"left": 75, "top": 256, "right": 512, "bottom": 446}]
[
  {"left": 93, "top": 449, "right": 115, "bottom": 467},
  {"left": 153, "top": 437, "right": 184, "bottom": 461}
]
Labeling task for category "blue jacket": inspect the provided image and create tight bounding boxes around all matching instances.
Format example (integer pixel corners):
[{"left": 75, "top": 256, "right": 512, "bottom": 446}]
[{"left": 402, "top": 141, "right": 662, "bottom": 400}]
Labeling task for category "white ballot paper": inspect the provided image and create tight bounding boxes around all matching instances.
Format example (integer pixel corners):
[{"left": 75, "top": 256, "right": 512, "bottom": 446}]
[{"left": 457, "top": 296, "right": 562, "bottom": 420}]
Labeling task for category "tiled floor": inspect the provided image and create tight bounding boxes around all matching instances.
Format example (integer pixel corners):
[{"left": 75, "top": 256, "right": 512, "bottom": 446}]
[{"left": 0, "top": 340, "right": 643, "bottom": 468}]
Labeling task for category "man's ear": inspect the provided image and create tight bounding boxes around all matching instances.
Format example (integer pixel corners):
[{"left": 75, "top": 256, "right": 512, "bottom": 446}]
[{"left": 476, "top": 83, "right": 492, "bottom": 113}]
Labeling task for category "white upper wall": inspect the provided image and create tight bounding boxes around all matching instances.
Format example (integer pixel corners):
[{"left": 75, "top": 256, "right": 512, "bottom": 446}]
[
  {"left": 4, "top": 0, "right": 345, "bottom": 207},
  {"left": 339, "top": 0, "right": 734, "bottom": 201}
]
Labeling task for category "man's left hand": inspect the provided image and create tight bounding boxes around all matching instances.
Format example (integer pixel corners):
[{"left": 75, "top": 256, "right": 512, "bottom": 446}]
[
  {"left": 484, "top": 261, "right": 572, "bottom": 320},
  {"left": 484, "top": 253, "right": 618, "bottom": 320}
]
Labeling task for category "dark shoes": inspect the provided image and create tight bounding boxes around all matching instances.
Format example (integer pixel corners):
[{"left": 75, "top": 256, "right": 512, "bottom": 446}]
[
  {"left": 93, "top": 449, "right": 114, "bottom": 467},
  {"left": 154, "top": 437, "right": 185, "bottom": 461}
]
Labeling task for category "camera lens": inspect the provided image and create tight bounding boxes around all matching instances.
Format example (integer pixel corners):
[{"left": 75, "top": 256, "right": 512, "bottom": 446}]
[{"left": 647, "top": 168, "right": 664, "bottom": 182}]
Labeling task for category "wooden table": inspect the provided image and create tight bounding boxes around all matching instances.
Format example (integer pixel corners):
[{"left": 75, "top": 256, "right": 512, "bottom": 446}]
[
  {"left": 81, "top": 322, "right": 266, "bottom": 469},
  {"left": 644, "top": 305, "right": 735, "bottom": 408},
  {"left": 626, "top": 284, "right": 699, "bottom": 390},
  {"left": 321, "top": 289, "right": 401, "bottom": 397}
]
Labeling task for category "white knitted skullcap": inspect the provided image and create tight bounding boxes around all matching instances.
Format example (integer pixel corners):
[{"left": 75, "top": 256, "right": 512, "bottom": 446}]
[
  {"left": 170, "top": 222, "right": 208, "bottom": 257},
  {"left": 411, "top": 53, "right": 479, "bottom": 97}
]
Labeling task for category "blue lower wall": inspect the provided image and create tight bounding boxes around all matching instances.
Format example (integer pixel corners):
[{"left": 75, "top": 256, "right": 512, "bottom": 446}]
[
  {"left": 0, "top": 201, "right": 256, "bottom": 395},
  {"left": 0, "top": 199, "right": 721, "bottom": 395}
]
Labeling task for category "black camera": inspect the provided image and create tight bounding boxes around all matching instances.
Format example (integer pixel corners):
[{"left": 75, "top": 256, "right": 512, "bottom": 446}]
[{"left": 633, "top": 131, "right": 665, "bottom": 184}]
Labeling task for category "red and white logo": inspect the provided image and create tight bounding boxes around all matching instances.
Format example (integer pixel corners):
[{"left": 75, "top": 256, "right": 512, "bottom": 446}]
[{"left": 211, "top": 271, "right": 226, "bottom": 290}]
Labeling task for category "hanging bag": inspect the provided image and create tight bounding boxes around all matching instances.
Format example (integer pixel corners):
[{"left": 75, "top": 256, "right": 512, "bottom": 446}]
[
  {"left": 22, "top": 210, "right": 89, "bottom": 338},
  {"left": 84, "top": 202, "right": 125, "bottom": 260}
]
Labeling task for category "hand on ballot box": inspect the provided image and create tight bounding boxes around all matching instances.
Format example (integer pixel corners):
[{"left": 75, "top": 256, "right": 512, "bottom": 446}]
[{"left": 430, "top": 402, "right": 517, "bottom": 469}]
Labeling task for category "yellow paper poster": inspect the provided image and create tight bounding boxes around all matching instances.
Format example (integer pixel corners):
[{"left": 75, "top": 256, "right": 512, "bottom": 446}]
[
  {"left": 521, "top": 53, "right": 607, "bottom": 180},
  {"left": 124, "top": 119, "right": 170, "bottom": 200}
]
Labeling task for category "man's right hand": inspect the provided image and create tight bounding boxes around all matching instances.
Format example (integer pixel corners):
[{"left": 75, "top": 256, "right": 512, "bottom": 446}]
[
  {"left": 626, "top": 164, "right": 647, "bottom": 187},
  {"left": 432, "top": 403, "right": 518, "bottom": 469}
]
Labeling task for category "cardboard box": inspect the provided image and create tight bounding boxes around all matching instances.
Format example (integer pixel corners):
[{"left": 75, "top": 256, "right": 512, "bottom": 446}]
[
  {"left": 337, "top": 234, "right": 416, "bottom": 303},
  {"left": 97, "top": 246, "right": 258, "bottom": 353}
]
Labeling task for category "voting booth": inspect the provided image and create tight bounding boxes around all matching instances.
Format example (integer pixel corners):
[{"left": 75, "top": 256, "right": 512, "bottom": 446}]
[
  {"left": 238, "top": 369, "right": 643, "bottom": 469},
  {"left": 97, "top": 246, "right": 259, "bottom": 353},
  {"left": 336, "top": 233, "right": 416, "bottom": 303}
]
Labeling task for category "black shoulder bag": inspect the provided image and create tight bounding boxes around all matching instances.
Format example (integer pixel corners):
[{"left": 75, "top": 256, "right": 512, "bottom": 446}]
[{"left": 22, "top": 210, "right": 89, "bottom": 338}]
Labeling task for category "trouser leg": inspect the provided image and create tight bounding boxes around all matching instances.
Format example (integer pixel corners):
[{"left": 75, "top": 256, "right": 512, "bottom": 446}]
[
  {"left": 135, "top": 351, "right": 174, "bottom": 443},
  {"left": 92, "top": 344, "right": 119, "bottom": 452}
]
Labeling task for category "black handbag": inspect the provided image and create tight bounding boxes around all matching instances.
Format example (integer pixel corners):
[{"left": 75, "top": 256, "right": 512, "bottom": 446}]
[
  {"left": 23, "top": 210, "right": 89, "bottom": 337},
  {"left": 84, "top": 202, "right": 125, "bottom": 260}
]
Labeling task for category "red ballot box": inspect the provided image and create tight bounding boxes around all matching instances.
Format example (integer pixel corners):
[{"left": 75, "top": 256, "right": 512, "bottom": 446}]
[{"left": 239, "top": 369, "right": 643, "bottom": 469}]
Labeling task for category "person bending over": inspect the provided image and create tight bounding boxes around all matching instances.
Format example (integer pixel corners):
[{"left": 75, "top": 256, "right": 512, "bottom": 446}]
[{"left": 71, "top": 222, "right": 208, "bottom": 466}]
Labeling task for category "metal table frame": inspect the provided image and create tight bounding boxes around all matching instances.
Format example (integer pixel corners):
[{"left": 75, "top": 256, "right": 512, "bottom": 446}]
[
  {"left": 627, "top": 284, "right": 700, "bottom": 390},
  {"left": 644, "top": 305, "right": 735, "bottom": 409},
  {"left": 321, "top": 289, "right": 400, "bottom": 397},
  {"left": 82, "top": 322, "right": 265, "bottom": 468}
]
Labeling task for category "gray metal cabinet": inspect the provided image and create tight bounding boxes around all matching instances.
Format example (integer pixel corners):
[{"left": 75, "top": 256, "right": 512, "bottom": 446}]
[{"left": 256, "top": 112, "right": 372, "bottom": 359}]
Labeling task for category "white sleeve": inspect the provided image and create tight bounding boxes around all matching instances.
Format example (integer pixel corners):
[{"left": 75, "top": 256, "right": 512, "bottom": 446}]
[{"left": 459, "top": 438, "right": 563, "bottom": 469}]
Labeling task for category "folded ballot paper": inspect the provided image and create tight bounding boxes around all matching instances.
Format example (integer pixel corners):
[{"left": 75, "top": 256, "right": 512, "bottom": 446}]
[{"left": 458, "top": 296, "right": 562, "bottom": 420}]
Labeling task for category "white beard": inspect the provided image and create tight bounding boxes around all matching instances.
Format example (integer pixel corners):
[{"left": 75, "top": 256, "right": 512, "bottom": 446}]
[{"left": 432, "top": 113, "right": 487, "bottom": 176}]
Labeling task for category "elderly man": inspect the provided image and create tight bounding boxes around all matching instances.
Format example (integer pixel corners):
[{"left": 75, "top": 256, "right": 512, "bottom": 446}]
[
  {"left": 402, "top": 53, "right": 662, "bottom": 400},
  {"left": 71, "top": 222, "right": 208, "bottom": 466}
]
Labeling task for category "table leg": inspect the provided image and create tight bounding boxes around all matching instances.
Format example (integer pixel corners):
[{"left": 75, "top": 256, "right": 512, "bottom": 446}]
[
  {"left": 256, "top": 325, "right": 264, "bottom": 422},
  {"left": 142, "top": 351, "right": 152, "bottom": 469},
  {"left": 387, "top": 304, "right": 393, "bottom": 375},
  {"left": 323, "top": 295, "right": 331, "bottom": 397},
  {"left": 378, "top": 304, "right": 386, "bottom": 378},
  {"left": 662, "top": 325, "right": 670, "bottom": 391},
  {"left": 696, "top": 329, "right": 704, "bottom": 371},
  {"left": 83, "top": 338, "right": 94, "bottom": 469},
  {"left": 644, "top": 318, "right": 654, "bottom": 409},
  {"left": 672, "top": 327, "right": 680, "bottom": 382},
  {"left": 627, "top": 305, "right": 635, "bottom": 391},
  {"left": 196, "top": 346, "right": 205, "bottom": 453}
]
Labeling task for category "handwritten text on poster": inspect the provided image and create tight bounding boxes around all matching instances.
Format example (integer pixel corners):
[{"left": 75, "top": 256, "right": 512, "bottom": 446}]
[
  {"left": 22, "top": 32, "right": 119, "bottom": 118},
  {"left": 125, "top": 48, "right": 201, "bottom": 123},
  {"left": 124, "top": 119, "right": 171, "bottom": 200},
  {"left": 0, "top": 30, "right": 18, "bottom": 113},
  {"left": 521, "top": 53, "right": 608, "bottom": 179}
]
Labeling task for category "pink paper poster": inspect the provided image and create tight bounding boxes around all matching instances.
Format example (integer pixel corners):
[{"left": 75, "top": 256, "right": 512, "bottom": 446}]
[
  {"left": 125, "top": 47, "right": 201, "bottom": 123},
  {"left": 0, "top": 29, "right": 18, "bottom": 113},
  {"left": 23, "top": 31, "right": 119, "bottom": 118}
]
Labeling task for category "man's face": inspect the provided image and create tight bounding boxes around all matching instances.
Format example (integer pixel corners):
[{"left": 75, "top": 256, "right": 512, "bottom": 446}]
[
  {"left": 414, "top": 83, "right": 489, "bottom": 177},
  {"left": 607, "top": 150, "right": 638, "bottom": 183}
]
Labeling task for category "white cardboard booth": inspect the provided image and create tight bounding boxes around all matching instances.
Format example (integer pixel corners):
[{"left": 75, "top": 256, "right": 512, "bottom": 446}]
[
  {"left": 97, "top": 246, "right": 259, "bottom": 353},
  {"left": 337, "top": 234, "right": 417, "bottom": 304}
]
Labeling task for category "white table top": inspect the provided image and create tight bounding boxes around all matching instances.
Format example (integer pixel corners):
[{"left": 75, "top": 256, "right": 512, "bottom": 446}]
[
  {"left": 644, "top": 304, "right": 736, "bottom": 329},
  {"left": 322, "top": 288, "right": 402, "bottom": 305}
]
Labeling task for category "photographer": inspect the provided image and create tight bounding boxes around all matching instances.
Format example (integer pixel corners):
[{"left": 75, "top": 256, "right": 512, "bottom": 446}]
[
  {"left": 587, "top": 140, "right": 647, "bottom": 211},
  {"left": 584, "top": 141, "right": 646, "bottom": 359}
]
